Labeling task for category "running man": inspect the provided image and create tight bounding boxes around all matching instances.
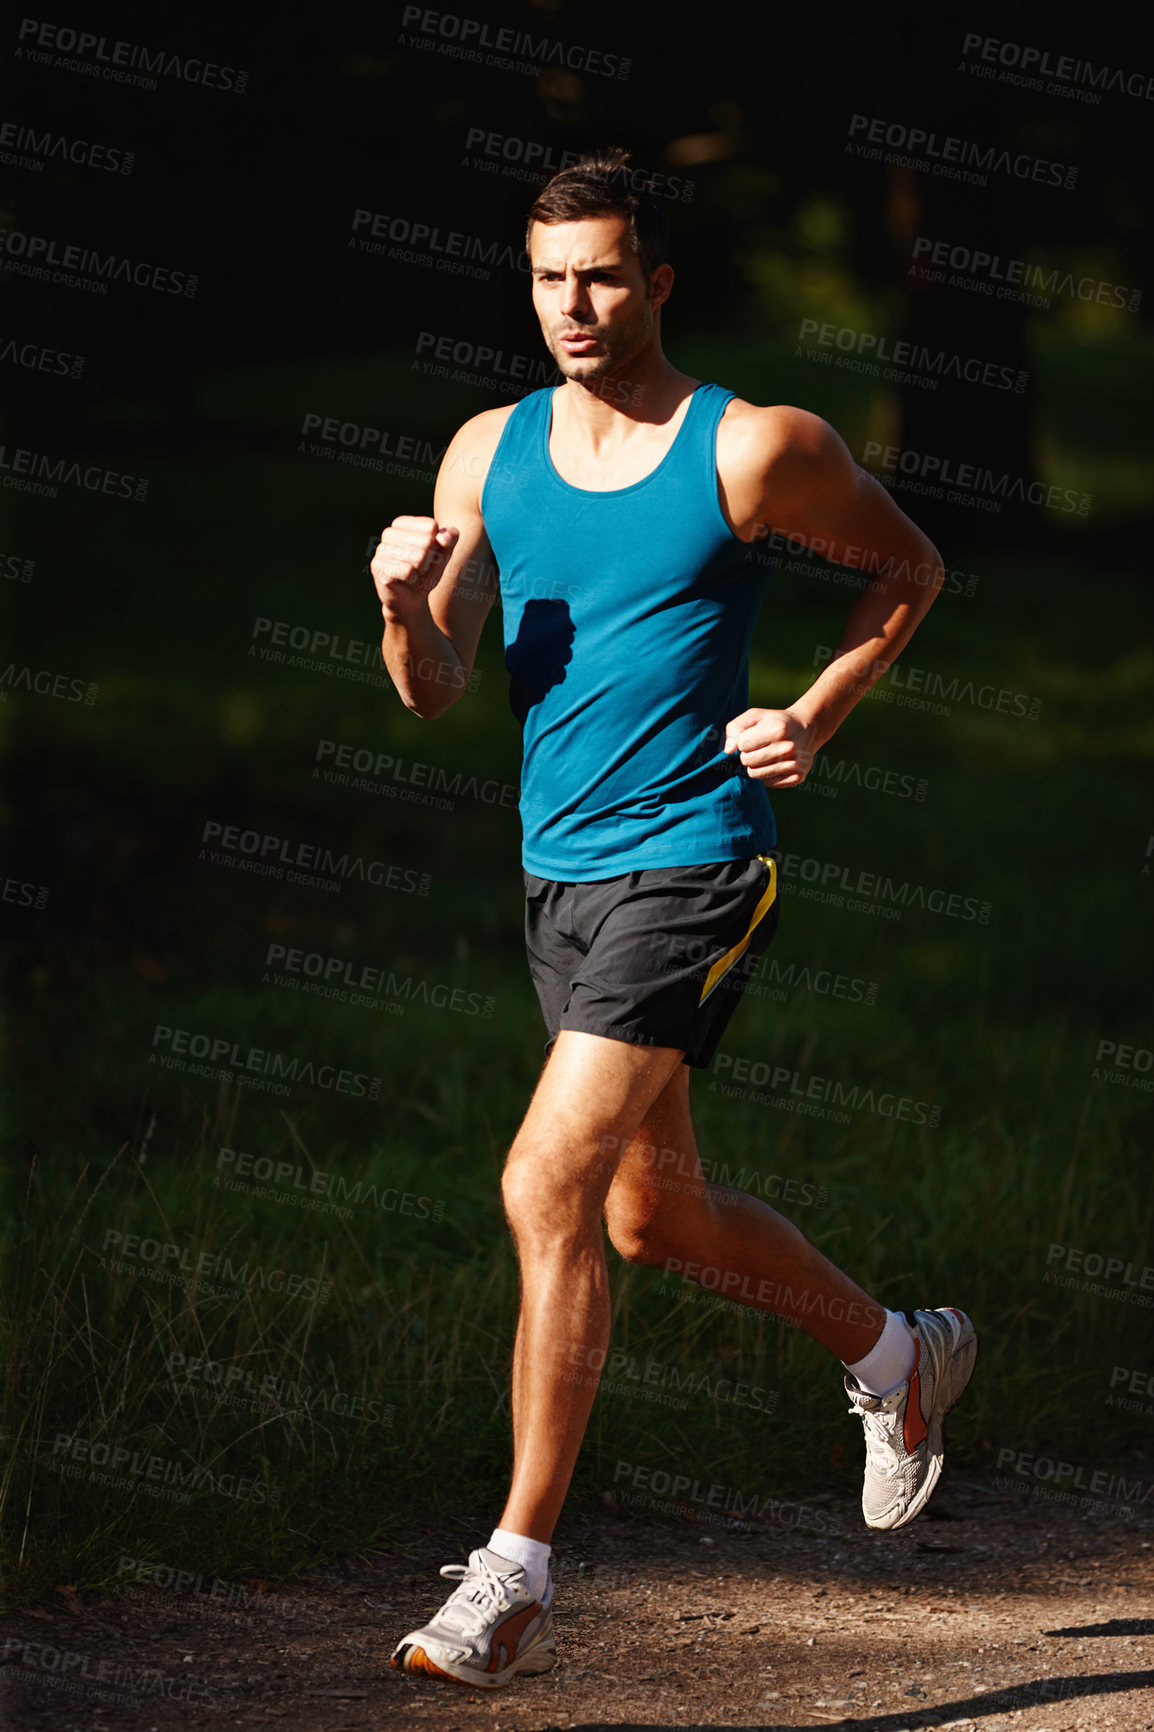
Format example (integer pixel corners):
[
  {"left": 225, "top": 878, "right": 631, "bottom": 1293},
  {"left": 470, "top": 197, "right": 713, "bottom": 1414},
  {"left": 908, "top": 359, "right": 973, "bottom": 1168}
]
[{"left": 373, "top": 148, "right": 976, "bottom": 1690}]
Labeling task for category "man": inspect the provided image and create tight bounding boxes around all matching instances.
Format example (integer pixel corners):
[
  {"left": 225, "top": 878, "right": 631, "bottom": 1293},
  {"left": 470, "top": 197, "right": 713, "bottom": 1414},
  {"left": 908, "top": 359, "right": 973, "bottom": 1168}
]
[{"left": 373, "top": 148, "right": 976, "bottom": 1690}]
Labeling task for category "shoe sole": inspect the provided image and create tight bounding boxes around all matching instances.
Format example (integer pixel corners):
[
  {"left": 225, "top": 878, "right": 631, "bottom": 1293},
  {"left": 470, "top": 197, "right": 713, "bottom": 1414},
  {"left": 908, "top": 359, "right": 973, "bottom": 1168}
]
[
  {"left": 869, "top": 1310, "right": 979, "bottom": 1533},
  {"left": 391, "top": 1620, "right": 557, "bottom": 1689}
]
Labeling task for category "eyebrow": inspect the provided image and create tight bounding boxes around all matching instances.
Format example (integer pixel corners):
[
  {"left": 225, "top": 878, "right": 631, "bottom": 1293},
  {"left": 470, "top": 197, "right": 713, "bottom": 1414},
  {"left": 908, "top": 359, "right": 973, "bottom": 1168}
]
[{"left": 531, "top": 261, "right": 625, "bottom": 274}]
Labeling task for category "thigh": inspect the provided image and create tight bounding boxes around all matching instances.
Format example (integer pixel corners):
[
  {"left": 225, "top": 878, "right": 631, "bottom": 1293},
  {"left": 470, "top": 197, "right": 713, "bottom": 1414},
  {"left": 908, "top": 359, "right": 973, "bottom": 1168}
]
[
  {"left": 507, "top": 1029, "right": 686, "bottom": 1206},
  {"left": 604, "top": 1062, "right": 713, "bottom": 1223}
]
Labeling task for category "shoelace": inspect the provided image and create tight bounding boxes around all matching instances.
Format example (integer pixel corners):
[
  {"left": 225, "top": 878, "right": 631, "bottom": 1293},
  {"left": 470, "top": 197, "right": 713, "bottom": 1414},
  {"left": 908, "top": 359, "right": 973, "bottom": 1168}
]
[
  {"left": 859, "top": 1407, "right": 906, "bottom": 1476},
  {"left": 849, "top": 1388, "right": 908, "bottom": 1475},
  {"left": 432, "top": 1554, "right": 518, "bottom": 1643}
]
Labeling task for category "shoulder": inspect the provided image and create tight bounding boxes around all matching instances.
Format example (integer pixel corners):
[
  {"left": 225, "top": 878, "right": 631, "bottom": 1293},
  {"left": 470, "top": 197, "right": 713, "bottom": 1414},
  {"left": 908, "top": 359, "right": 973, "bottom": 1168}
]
[
  {"left": 717, "top": 397, "right": 855, "bottom": 504},
  {"left": 436, "top": 402, "right": 522, "bottom": 507},
  {"left": 712, "top": 397, "right": 857, "bottom": 537},
  {"left": 444, "top": 401, "right": 522, "bottom": 464},
  {"left": 717, "top": 397, "right": 839, "bottom": 467}
]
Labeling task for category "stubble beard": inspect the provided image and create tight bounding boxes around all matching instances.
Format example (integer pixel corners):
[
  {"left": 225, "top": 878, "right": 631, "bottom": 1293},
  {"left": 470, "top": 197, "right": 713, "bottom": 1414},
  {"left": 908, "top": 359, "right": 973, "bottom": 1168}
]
[{"left": 545, "top": 297, "right": 655, "bottom": 388}]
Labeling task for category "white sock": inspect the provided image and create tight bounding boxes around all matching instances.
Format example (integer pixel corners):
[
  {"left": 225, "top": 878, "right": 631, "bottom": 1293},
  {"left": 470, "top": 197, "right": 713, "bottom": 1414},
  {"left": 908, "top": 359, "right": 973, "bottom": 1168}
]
[
  {"left": 487, "top": 1527, "right": 551, "bottom": 1602},
  {"left": 843, "top": 1308, "right": 917, "bottom": 1398}
]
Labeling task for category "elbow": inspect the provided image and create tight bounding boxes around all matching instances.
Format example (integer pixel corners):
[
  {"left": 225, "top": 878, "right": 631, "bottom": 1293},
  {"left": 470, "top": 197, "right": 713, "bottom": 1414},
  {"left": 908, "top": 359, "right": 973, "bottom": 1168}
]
[
  {"left": 406, "top": 689, "right": 463, "bottom": 722},
  {"left": 924, "top": 542, "right": 947, "bottom": 602}
]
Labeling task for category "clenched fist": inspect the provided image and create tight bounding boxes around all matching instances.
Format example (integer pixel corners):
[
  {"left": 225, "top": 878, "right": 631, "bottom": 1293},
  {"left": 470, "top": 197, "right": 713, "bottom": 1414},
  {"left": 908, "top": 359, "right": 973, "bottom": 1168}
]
[
  {"left": 371, "top": 515, "right": 460, "bottom": 623},
  {"left": 724, "top": 706, "right": 816, "bottom": 786}
]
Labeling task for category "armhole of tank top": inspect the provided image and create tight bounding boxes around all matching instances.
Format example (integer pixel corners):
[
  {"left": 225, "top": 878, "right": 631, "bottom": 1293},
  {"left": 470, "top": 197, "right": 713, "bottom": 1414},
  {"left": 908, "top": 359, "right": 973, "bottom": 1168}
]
[
  {"left": 707, "top": 388, "right": 749, "bottom": 547},
  {"left": 479, "top": 395, "right": 535, "bottom": 522}
]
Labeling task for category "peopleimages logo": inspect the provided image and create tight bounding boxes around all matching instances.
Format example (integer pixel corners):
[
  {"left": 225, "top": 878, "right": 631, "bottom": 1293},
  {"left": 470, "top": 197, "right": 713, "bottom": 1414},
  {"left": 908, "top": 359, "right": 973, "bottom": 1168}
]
[
  {"left": 1109, "top": 1364, "right": 1154, "bottom": 1399},
  {"left": 797, "top": 318, "right": 1025, "bottom": 393},
  {"left": 1, "top": 1636, "right": 215, "bottom": 1707},
  {"left": 813, "top": 645, "right": 1041, "bottom": 722},
  {"left": 0, "top": 664, "right": 98, "bottom": 702},
  {"left": 349, "top": 208, "right": 529, "bottom": 280},
  {"left": 0, "top": 226, "right": 197, "bottom": 295},
  {"left": 846, "top": 113, "right": 1077, "bottom": 190},
  {"left": 213, "top": 1146, "right": 445, "bottom": 1223},
  {"left": 995, "top": 1447, "right": 1154, "bottom": 1504},
  {"left": 398, "top": 7, "right": 631, "bottom": 81},
  {"left": 0, "top": 120, "right": 133, "bottom": 173},
  {"left": 567, "top": 1346, "right": 778, "bottom": 1416},
  {"left": 0, "top": 444, "right": 147, "bottom": 501},
  {"left": 801, "top": 754, "right": 927, "bottom": 802},
  {"left": 744, "top": 528, "right": 979, "bottom": 603},
  {"left": 461, "top": 130, "right": 689, "bottom": 198},
  {"left": 116, "top": 1556, "right": 306, "bottom": 1622},
  {"left": 862, "top": 440, "right": 1091, "bottom": 516},
  {"left": 1, "top": 872, "right": 50, "bottom": 909},
  {"left": 0, "top": 337, "right": 85, "bottom": 377},
  {"left": 149, "top": 1023, "right": 382, "bottom": 1099},
  {"left": 315, "top": 738, "right": 517, "bottom": 812},
  {"left": 777, "top": 847, "right": 991, "bottom": 924},
  {"left": 711, "top": 1052, "right": 942, "bottom": 1127},
  {"left": 263, "top": 942, "right": 495, "bottom": 1019},
  {"left": 197, "top": 818, "right": 430, "bottom": 896},
  {"left": 167, "top": 1353, "right": 394, "bottom": 1426},
  {"left": 1043, "top": 1241, "right": 1154, "bottom": 1307},
  {"left": 597, "top": 1132, "right": 829, "bottom": 1208},
  {"left": 611, "top": 1459, "right": 836, "bottom": 1530},
  {"left": 910, "top": 236, "right": 1141, "bottom": 313},
  {"left": 50, "top": 1431, "right": 282, "bottom": 1504},
  {"left": 414, "top": 329, "right": 562, "bottom": 392},
  {"left": 15, "top": 19, "right": 248, "bottom": 93},
  {"left": 299, "top": 410, "right": 450, "bottom": 470},
  {"left": 100, "top": 1226, "right": 332, "bottom": 1290},
  {"left": 959, "top": 33, "right": 1154, "bottom": 104},
  {"left": 1091, "top": 1036, "right": 1154, "bottom": 1093}
]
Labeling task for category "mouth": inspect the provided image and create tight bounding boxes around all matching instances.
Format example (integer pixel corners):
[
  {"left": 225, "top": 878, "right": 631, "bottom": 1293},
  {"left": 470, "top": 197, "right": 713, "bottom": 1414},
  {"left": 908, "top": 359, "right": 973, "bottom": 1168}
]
[{"left": 558, "top": 332, "right": 600, "bottom": 353}]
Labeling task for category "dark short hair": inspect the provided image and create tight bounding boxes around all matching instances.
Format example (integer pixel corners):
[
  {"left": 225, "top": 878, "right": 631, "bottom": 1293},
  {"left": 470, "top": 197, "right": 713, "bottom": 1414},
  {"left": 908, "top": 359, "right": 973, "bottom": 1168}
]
[{"left": 525, "top": 147, "right": 670, "bottom": 279}]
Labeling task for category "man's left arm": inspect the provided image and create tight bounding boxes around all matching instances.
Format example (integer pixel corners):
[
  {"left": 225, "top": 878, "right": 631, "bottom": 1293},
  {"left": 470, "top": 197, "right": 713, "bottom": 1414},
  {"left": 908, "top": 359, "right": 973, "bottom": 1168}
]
[{"left": 724, "top": 406, "right": 945, "bottom": 787}]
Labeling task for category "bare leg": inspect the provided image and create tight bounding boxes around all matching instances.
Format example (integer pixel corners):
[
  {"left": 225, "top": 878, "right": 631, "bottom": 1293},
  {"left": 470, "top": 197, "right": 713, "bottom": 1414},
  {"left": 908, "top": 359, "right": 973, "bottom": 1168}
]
[
  {"left": 603, "top": 1065, "right": 885, "bottom": 1361},
  {"left": 497, "top": 1031, "right": 684, "bottom": 1542}
]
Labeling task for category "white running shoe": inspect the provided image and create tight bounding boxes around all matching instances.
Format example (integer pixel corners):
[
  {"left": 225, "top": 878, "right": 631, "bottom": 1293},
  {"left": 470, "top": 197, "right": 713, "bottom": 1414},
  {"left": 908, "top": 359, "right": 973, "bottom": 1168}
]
[
  {"left": 846, "top": 1305, "right": 977, "bottom": 1531},
  {"left": 390, "top": 1547, "right": 556, "bottom": 1688}
]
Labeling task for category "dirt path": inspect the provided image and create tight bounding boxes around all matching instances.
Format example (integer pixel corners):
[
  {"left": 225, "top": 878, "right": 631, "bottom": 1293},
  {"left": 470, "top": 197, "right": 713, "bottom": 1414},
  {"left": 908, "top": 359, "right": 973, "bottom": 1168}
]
[{"left": 4, "top": 1479, "right": 1152, "bottom": 1730}]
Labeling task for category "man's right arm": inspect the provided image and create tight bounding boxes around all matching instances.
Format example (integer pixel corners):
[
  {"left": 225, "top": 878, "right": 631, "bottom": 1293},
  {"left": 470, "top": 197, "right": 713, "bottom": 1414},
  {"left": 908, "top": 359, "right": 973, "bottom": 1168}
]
[{"left": 372, "top": 405, "right": 512, "bottom": 719}]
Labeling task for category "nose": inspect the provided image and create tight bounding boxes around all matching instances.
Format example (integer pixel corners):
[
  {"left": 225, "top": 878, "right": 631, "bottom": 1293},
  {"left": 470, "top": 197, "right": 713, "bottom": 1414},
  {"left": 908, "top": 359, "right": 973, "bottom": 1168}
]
[{"left": 560, "top": 270, "right": 591, "bottom": 321}]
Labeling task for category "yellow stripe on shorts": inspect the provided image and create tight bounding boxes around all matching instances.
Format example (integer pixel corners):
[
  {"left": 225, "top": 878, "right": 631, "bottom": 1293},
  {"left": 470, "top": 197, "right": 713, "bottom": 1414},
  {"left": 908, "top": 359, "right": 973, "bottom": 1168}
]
[{"left": 698, "top": 854, "right": 778, "bottom": 1006}]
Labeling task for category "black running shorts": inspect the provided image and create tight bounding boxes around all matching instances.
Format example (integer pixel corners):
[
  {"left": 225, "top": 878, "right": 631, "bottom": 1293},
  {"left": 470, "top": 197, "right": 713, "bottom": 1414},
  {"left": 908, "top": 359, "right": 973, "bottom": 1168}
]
[{"left": 523, "top": 851, "right": 780, "bottom": 1068}]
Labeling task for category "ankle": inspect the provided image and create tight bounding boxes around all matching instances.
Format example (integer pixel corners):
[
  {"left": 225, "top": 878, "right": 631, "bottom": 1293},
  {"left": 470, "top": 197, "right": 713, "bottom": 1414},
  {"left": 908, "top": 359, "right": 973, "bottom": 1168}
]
[
  {"left": 842, "top": 1308, "right": 916, "bottom": 1398},
  {"left": 488, "top": 1528, "right": 552, "bottom": 1602}
]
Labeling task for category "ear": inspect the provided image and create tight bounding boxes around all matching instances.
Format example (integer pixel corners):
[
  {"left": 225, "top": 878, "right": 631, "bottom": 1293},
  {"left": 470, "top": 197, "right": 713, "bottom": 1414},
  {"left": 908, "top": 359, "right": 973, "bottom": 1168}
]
[{"left": 648, "top": 263, "right": 674, "bottom": 307}]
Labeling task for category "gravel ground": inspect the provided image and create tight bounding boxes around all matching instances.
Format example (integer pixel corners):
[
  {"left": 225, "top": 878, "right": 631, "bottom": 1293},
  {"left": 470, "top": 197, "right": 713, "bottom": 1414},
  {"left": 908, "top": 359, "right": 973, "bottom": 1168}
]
[{"left": 4, "top": 1479, "right": 1152, "bottom": 1731}]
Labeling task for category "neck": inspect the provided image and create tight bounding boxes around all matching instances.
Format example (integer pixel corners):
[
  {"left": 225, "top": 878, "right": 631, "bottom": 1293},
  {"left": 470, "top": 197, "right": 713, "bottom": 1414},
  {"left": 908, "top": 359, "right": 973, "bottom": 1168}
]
[{"left": 559, "top": 342, "right": 694, "bottom": 434}]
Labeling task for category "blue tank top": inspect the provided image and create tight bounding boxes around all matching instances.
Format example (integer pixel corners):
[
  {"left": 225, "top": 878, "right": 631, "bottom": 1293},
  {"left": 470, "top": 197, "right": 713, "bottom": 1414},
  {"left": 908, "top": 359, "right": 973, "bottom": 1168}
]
[{"left": 480, "top": 381, "right": 778, "bottom": 880}]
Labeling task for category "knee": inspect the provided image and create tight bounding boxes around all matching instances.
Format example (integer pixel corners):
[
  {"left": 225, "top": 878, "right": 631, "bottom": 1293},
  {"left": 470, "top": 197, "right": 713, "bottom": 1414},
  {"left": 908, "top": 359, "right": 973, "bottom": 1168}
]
[
  {"left": 604, "top": 1199, "right": 674, "bottom": 1268},
  {"left": 500, "top": 1153, "right": 543, "bottom": 1236},
  {"left": 500, "top": 1146, "right": 595, "bottom": 1248}
]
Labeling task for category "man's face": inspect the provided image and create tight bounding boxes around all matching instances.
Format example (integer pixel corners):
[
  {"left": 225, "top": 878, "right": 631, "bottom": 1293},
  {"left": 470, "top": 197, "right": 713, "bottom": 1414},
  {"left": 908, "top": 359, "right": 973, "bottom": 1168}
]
[{"left": 529, "top": 214, "right": 668, "bottom": 383}]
